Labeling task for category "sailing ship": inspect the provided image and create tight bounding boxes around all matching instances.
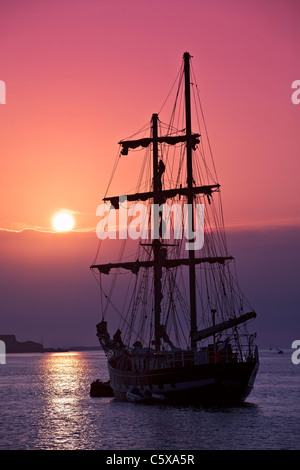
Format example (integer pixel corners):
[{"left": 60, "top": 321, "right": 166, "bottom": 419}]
[{"left": 91, "top": 52, "right": 259, "bottom": 404}]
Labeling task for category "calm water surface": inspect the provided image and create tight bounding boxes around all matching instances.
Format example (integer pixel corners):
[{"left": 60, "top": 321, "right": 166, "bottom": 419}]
[{"left": 0, "top": 349, "right": 299, "bottom": 450}]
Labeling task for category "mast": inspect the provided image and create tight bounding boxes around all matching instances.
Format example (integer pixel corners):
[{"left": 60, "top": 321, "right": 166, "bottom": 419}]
[
  {"left": 184, "top": 51, "right": 197, "bottom": 350},
  {"left": 91, "top": 53, "right": 258, "bottom": 359},
  {"left": 152, "top": 113, "right": 162, "bottom": 352}
]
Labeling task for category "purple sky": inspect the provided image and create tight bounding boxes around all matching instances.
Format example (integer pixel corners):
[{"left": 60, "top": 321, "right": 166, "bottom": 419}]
[{"left": 1, "top": 225, "right": 299, "bottom": 349}]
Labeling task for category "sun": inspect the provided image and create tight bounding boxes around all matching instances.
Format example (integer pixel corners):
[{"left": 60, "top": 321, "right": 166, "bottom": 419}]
[{"left": 52, "top": 211, "right": 75, "bottom": 232}]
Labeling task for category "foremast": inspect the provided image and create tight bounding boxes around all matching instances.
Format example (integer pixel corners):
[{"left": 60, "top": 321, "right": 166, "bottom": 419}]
[{"left": 152, "top": 113, "right": 163, "bottom": 352}]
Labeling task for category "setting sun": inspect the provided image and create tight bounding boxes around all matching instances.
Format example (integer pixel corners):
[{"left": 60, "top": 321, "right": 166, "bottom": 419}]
[{"left": 52, "top": 211, "right": 75, "bottom": 232}]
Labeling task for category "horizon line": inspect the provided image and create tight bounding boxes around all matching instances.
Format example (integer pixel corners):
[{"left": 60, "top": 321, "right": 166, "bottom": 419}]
[{"left": 1, "top": 217, "right": 300, "bottom": 235}]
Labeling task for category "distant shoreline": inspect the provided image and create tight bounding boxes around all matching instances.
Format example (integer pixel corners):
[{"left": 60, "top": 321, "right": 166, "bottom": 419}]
[
  {"left": 0, "top": 335, "right": 101, "bottom": 354},
  {"left": 43, "top": 346, "right": 102, "bottom": 353}
]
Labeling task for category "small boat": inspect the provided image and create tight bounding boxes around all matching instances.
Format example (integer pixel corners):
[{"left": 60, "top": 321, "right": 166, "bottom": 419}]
[
  {"left": 90, "top": 379, "right": 114, "bottom": 397},
  {"left": 126, "top": 388, "right": 165, "bottom": 404}
]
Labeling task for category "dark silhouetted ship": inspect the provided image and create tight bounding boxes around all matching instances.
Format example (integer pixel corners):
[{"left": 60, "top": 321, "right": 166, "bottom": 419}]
[{"left": 91, "top": 52, "right": 259, "bottom": 404}]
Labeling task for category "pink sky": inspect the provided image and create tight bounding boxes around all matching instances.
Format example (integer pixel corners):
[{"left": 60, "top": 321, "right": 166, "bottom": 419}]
[
  {"left": 1, "top": 0, "right": 299, "bottom": 232},
  {"left": 0, "top": 0, "right": 299, "bottom": 348}
]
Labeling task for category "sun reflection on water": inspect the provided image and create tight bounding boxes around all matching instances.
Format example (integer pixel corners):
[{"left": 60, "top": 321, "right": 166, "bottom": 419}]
[{"left": 37, "top": 352, "right": 94, "bottom": 449}]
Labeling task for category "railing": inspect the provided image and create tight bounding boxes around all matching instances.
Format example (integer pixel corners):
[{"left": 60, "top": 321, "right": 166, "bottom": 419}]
[
  {"left": 154, "top": 344, "right": 258, "bottom": 369},
  {"left": 195, "top": 344, "right": 258, "bottom": 365},
  {"left": 121, "top": 343, "right": 258, "bottom": 372}
]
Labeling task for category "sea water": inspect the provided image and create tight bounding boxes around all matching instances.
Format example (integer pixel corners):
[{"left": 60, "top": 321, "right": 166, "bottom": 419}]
[{"left": 0, "top": 349, "right": 299, "bottom": 450}]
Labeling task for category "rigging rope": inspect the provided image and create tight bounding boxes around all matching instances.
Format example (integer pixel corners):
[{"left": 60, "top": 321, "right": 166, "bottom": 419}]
[{"left": 90, "top": 54, "right": 256, "bottom": 351}]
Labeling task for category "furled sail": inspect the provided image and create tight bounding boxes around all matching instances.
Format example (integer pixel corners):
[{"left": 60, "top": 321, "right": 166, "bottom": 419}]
[
  {"left": 119, "top": 133, "right": 200, "bottom": 155},
  {"left": 103, "top": 184, "right": 220, "bottom": 208},
  {"left": 91, "top": 255, "right": 234, "bottom": 275}
]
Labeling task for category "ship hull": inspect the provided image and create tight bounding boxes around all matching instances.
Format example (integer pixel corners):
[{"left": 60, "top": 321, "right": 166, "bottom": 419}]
[{"left": 108, "top": 355, "right": 259, "bottom": 405}]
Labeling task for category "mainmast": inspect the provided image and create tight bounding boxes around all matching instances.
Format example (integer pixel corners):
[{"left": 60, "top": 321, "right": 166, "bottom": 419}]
[{"left": 184, "top": 52, "right": 197, "bottom": 350}]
